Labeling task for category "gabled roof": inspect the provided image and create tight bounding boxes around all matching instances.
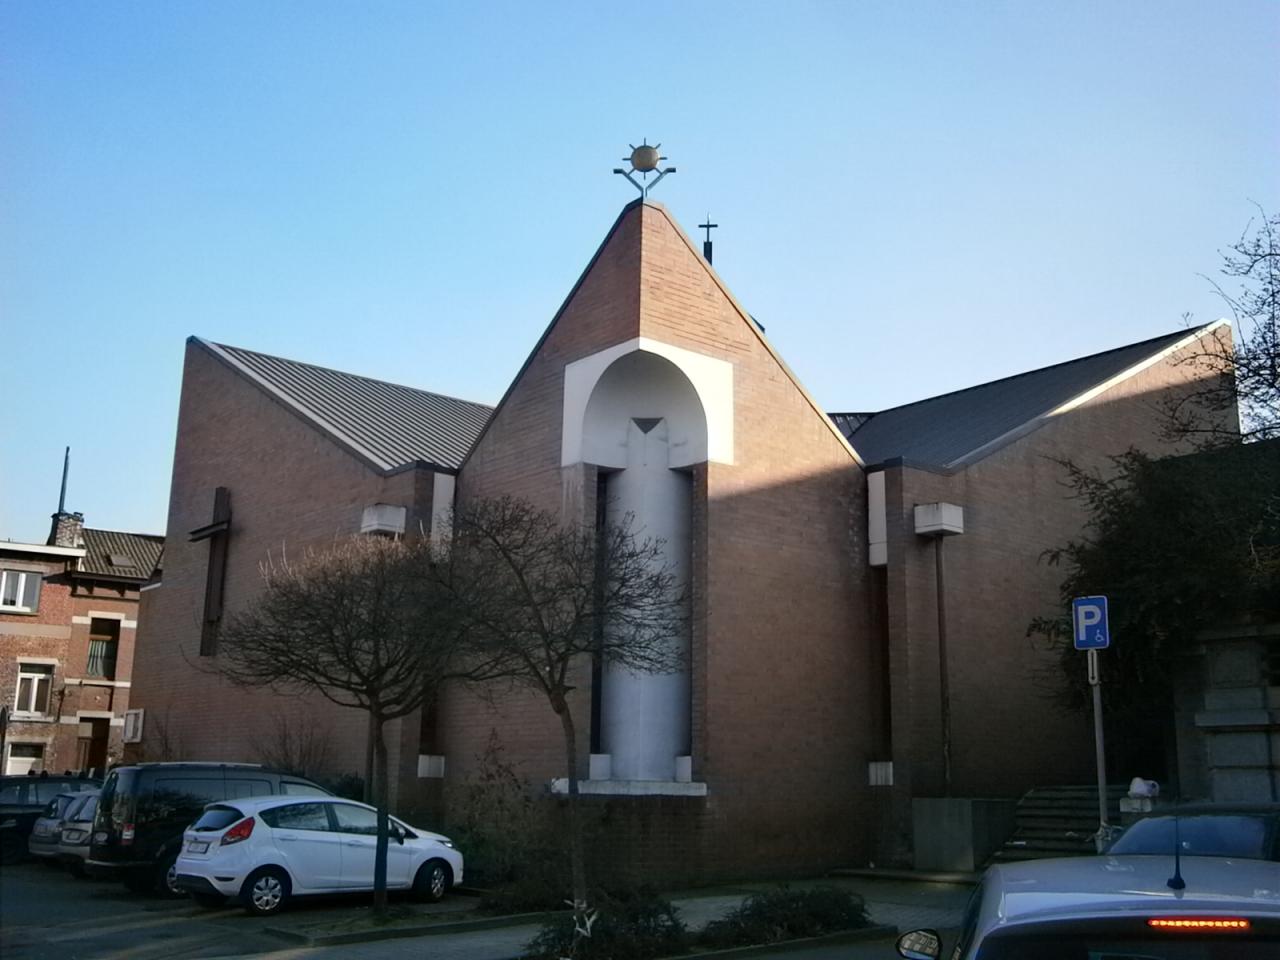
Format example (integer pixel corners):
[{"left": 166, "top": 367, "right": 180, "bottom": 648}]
[
  {"left": 196, "top": 339, "right": 493, "bottom": 472},
  {"left": 78, "top": 528, "right": 163, "bottom": 581},
  {"left": 838, "top": 323, "right": 1225, "bottom": 469}
]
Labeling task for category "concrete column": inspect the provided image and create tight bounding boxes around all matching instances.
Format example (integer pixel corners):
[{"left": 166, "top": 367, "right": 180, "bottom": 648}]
[{"left": 601, "top": 418, "right": 691, "bottom": 780}]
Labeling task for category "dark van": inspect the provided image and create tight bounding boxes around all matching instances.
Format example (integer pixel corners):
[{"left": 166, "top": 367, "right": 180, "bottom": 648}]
[{"left": 88, "top": 762, "right": 328, "bottom": 894}]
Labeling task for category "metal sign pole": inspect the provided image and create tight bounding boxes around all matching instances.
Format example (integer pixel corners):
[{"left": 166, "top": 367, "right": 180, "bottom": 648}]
[{"left": 1088, "top": 648, "right": 1109, "bottom": 837}]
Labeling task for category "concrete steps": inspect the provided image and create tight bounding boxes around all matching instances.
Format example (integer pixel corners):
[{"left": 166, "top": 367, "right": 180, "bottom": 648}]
[{"left": 988, "top": 785, "right": 1125, "bottom": 864}]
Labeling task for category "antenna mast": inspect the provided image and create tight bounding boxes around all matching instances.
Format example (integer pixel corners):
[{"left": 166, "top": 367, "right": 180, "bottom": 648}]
[{"left": 58, "top": 446, "right": 70, "bottom": 514}]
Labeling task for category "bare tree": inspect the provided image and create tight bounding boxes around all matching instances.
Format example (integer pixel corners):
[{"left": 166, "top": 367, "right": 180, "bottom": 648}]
[
  {"left": 247, "top": 708, "right": 333, "bottom": 780},
  {"left": 1165, "top": 205, "right": 1280, "bottom": 446},
  {"left": 429, "top": 496, "right": 687, "bottom": 919},
  {"left": 215, "top": 535, "right": 464, "bottom": 913}
]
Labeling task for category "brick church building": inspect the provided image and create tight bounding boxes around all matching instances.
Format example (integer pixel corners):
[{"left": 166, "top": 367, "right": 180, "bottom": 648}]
[{"left": 128, "top": 198, "right": 1234, "bottom": 877}]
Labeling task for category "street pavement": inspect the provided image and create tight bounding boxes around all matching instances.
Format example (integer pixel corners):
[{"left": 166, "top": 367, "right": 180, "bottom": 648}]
[{"left": 2, "top": 860, "right": 970, "bottom": 960}]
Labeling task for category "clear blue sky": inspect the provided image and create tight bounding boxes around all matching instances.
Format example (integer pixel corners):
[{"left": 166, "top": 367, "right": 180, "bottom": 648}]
[{"left": 3, "top": 1, "right": 1277, "bottom": 542}]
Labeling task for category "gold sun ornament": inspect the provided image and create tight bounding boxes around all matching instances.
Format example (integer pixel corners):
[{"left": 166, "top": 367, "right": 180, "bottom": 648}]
[{"left": 613, "top": 140, "right": 677, "bottom": 198}]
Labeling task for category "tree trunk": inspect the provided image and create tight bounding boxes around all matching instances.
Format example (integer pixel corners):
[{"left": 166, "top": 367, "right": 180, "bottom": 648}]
[
  {"left": 364, "top": 714, "right": 375, "bottom": 804},
  {"left": 553, "top": 694, "right": 588, "bottom": 909},
  {"left": 371, "top": 713, "right": 390, "bottom": 916}
]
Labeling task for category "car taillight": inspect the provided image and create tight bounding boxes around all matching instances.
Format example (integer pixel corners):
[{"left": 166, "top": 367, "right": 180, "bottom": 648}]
[
  {"left": 220, "top": 817, "right": 255, "bottom": 846},
  {"left": 121, "top": 824, "right": 135, "bottom": 845},
  {"left": 1148, "top": 918, "right": 1251, "bottom": 931}
]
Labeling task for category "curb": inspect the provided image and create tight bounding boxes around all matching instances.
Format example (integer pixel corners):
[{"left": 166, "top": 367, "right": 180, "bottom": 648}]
[
  {"left": 829, "top": 867, "right": 980, "bottom": 886},
  {"left": 264, "top": 917, "right": 897, "bottom": 953},
  {"left": 265, "top": 909, "right": 561, "bottom": 947},
  {"left": 674, "top": 925, "right": 899, "bottom": 960}
]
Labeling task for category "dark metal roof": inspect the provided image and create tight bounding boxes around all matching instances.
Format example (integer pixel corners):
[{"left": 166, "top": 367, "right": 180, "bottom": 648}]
[
  {"left": 201, "top": 340, "right": 493, "bottom": 472},
  {"left": 838, "top": 326, "right": 1210, "bottom": 468},
  {"left": 79, "top": 528, "right": 163, "bottom": 581}
]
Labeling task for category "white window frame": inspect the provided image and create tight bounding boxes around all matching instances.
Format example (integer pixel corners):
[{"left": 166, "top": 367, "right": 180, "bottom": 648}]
[
  {"left": 14, "top": 662, "right": 55, "bottom": 717},
  {"left": 122, "top": 708, "right": 145, "bottom": 743},
  {"left": 0, "top": 569, "right": 40, "bottom": 613}
]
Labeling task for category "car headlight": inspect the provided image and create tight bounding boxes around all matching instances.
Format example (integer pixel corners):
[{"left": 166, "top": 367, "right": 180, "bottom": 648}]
[{"left": 438, "top": 838, "right": 456, "bottom": 849}]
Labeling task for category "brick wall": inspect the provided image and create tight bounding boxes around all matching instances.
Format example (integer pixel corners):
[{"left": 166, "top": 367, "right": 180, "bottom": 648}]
[
  {"left": 876, "top": 332, "right": 1238, "bottom": 863},
  {"left": 450, "top": 201, "right": 871, "bottom": 880},
  {"left": 127, "top": 340, "right": 437, "bottom": 803}
]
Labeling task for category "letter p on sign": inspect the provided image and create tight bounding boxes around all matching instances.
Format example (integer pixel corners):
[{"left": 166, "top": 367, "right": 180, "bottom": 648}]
[{"left": 1072, "top": 596, "right": 1110, "bottom": 650}]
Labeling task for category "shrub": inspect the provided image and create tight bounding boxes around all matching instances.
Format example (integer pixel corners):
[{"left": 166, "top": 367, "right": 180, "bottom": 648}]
[
  {"left": 479, "top": 853, "right": 573, "bottom": 914},
  {"left": 325, "top": 772, "right": 365, "bottom": 801},
  {"left": 449, "top": 730, "right": 548, "bottom": 889},
  {"left": 525, "top": 888, "right": 688, "bottom": 960},
  {"left": 698, "top": 885, "right": 869, "bottom": 948}
]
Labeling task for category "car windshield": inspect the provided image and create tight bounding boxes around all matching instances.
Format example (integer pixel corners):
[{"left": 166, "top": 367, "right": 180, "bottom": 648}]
[
  {"left": 73, "top": 795, "right": 99, "bottom": 822},
  {"left": 61, "top": 793, "right": 91, "bottom": 820},
  {"left": 1107, "top": 814, "right": 1274, "bottom": 860},
  {"left": 43, "top": 794, "right": 75, "bottom": 819},
  {"left": 193, "top": 805, "right": 246, "bottom": 832}
]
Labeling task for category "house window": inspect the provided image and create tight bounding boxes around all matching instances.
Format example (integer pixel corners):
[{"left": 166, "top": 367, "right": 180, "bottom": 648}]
[
  {"left": 122, "top": 708, "right": 145, "bottom": 743},
  {"left": 14, "top": 663, "right": 54, "bottom": 715},
  {"left": 0, "top": 569, "right": 41, "bottom": 613},
  {"left": 86, "top": 619, "right": 120, "bottom": 679}
]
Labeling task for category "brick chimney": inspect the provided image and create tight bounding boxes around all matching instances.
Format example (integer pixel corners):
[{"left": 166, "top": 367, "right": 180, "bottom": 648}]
[{"left": 49, "top": 511, "right": 85, "bottom": 548}]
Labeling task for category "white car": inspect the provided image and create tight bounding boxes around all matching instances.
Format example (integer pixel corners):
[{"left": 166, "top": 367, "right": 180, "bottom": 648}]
[
  {"left": 897, "top": 855, "right": 1280, "bottom": 959},
  {"left": 173, "top": 795, "right": 463, "bottom": 915}
]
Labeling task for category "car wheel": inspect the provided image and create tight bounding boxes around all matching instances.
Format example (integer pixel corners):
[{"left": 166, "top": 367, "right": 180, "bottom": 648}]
[
  {"left": 158, "top": 853, "right": 186, "bottom": 898},
  {"left": 412, "top": 859, "right": 451, "bottom": 903},
  {"left": 191, "top": 892, "right": 225, "bottom": 909},
  {"left": 0, "top": 835, "right": 26, "bottom": 865},
  {"left": 242, "top": 867, "right": 290, "bottom": 917}
]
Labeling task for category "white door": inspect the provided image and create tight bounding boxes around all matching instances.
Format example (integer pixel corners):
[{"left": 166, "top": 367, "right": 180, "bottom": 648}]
[
  {"left": 264, "top": 802, "right": 343, "bottom": 890},
  {"left": 331, "top": 803, "right": 414, "bottom": 889}
]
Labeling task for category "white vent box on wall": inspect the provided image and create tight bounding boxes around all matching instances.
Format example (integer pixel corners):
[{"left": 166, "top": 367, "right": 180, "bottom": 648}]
[
  {"left": 361, "top": 503, "right": 407, "bottom": 536},
  {"left": 914, "top": 502, "right": 964, "bottom": 536}
]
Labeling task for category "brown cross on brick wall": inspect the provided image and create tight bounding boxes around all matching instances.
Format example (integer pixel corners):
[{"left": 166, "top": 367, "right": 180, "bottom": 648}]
[{"left": 189, "top": 486, "right": 231, "bottom": 656}]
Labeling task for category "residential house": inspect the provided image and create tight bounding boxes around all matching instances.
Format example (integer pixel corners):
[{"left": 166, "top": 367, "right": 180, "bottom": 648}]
[{"left": 2, "top": 512, "right": 161, "bottom": 775}]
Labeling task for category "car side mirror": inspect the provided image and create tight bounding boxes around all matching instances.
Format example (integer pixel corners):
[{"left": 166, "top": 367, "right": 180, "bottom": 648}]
[
  {"left": 897, "top": 929, "right": 942, "bottom": 960},
  {"left": 393, "top": 826, "right": 405, "bottom": 845}
]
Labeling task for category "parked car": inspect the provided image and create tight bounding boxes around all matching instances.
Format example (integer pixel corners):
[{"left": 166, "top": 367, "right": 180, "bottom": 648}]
[
  {"left": 88, "top": 762, "right": 329, "bottom": 896},
  {"left": 1105, "top": 803, "right": 1280, "bottom": 862},
  {"left": 0, "top": 774, "right": 100, "bottom": 864},
  {"left": 27, "top": 790, "right": 88, "bottom": 861},
  {"left": 897, "top": 855, "right": 1280, "bottom": 959},
  {"left": 173, "top": 796, "right": 463, "bottom": 916},
  {"left": 56, "top": 790, "right": 101, "bottom": 876}
]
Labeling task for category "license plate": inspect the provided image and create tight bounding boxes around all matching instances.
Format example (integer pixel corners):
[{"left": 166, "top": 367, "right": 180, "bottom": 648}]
[
  {"left": 93, "top": 831, "right": 107, "bottom": 843},
  {"left": 63, "top": 830, "right": 84, "bottom": 843},
  {"left": 187, "top": 841, "right": 209, "bottom": 854}
]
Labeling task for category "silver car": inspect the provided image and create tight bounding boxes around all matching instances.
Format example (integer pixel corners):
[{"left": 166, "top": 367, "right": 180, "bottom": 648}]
[
  {"left": 55, "top": 791, "right": 100, "bottom": 876},
  {"left": 898, "top": 855, "right": 1280, "bottom": 959},
  {"left": 27, "top": 791, "right": 84, "bottom": 861}
]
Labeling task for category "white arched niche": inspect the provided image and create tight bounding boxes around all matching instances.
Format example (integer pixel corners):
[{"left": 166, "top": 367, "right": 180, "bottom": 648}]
[
  {"left": 561, "top": 337, "right": 733, "bottom": 469},
  {"left": 556, "top": 341, "right": 728, "bottom": 793}
]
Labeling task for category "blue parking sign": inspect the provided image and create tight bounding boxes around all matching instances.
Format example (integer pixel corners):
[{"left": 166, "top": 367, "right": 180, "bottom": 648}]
[{"left": 1072, "top": 596, "right": 1110, "bottom": 650}]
